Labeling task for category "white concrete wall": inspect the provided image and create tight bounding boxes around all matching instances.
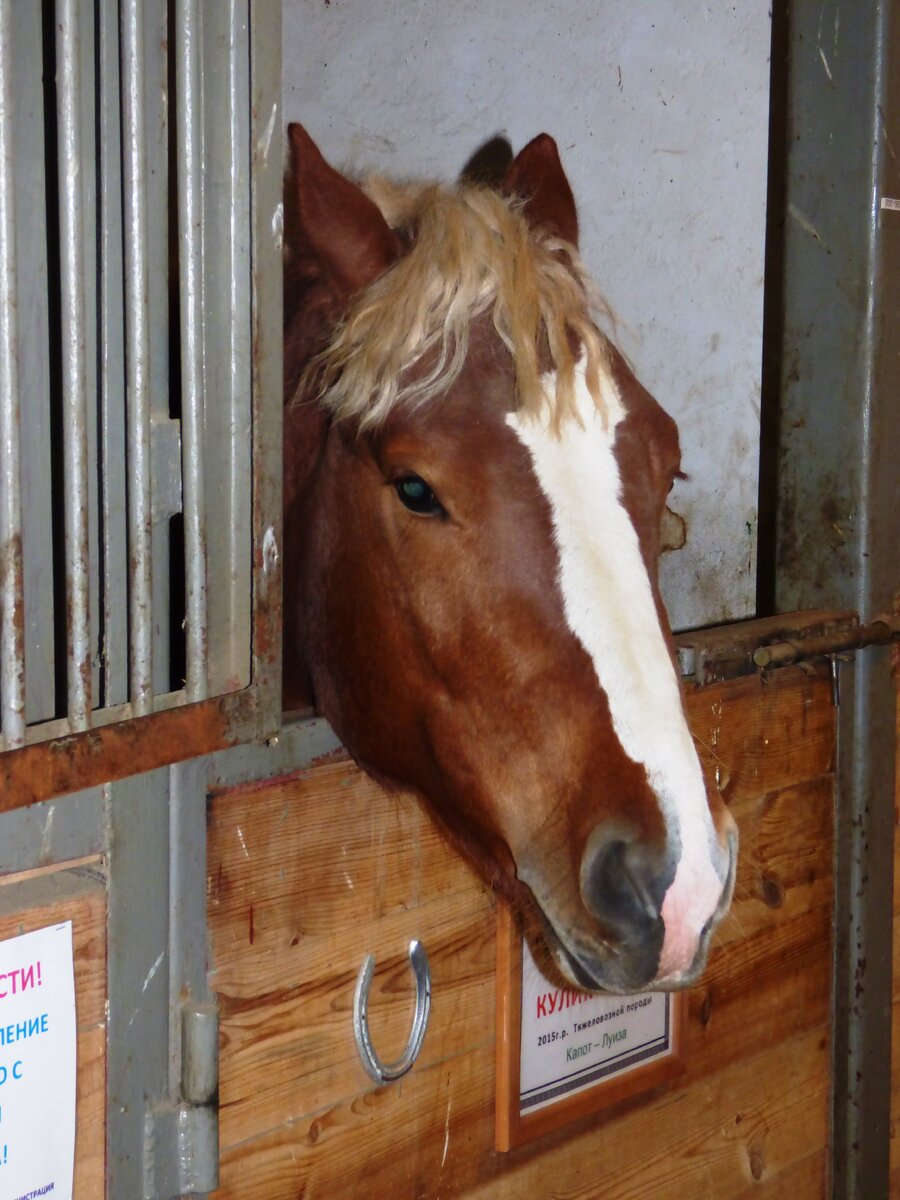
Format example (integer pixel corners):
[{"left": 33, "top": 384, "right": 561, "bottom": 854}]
[{"left": 283, "top": 2, "right": 770, "bottom": 629}]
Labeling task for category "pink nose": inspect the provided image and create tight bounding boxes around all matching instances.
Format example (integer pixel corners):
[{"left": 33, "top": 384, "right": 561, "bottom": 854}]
[
  {"left": 656, "top": 839, "right": 735, "bottom": 982},
  {"left": 580, "top": 820, "right": 734, "bottom": 988}
]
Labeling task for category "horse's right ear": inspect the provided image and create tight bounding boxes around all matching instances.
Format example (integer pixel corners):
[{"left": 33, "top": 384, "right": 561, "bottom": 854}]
[
  {"left": 501, "top": 133, "right": 579, "bottom": 248},
  {"left": 286, "top": 123, "right": 401, "bottom": 302}
]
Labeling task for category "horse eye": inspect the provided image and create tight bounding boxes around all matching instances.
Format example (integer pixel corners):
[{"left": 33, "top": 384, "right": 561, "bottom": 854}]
[{"left": 394, "top": 475, "right": 445, "bottom": 517}]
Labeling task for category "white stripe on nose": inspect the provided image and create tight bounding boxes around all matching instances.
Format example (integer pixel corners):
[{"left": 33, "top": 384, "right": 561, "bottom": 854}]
[{"left": 507, "top": 359, "right": 721, "bottom": 963}]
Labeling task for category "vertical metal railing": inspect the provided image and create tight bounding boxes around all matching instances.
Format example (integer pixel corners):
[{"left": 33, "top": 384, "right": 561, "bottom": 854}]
[
  {"left": 0, "top": 0, "right": 281, "bottom": 765},
  {"left": 224, "top": 0, "right": 254, "bottom": 695},
  {"left": 0, "top": 0, "right": 25, "bottom": 750},
  {"left": 121, "top": 0, "right": 155, "bottom": 717},
  {"left": 176, "top": 0, "right": 209, "bottom": 703},
  {"left": 97, "top": 0, "right": 129, "bottom": 710},
  {"left": 56, "top": 1, "right": 94, "bottom": 731},
  {"left": 201, "top": 0, "right": 253, "bottom": 697}
]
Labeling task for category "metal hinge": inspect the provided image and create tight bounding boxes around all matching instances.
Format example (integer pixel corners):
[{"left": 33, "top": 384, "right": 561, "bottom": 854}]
[{"left": 143, "top": 1003, "right": 219, "bottom": 1200}]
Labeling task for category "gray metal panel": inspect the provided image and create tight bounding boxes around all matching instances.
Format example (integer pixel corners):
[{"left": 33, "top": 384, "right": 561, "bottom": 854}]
[
  {"left": 106, "top": 767, "right": 172, "bottom": 1197},
  {"left": 168, "top": 759, "right": 215, "bottom": 1075},
  {"left": 209, "top": 713, "right": 342, "bottom": 790},
  {"left": 763, "top": 3, "right": 900, "bottom": 1195},
  {"left": 107, "top": 762, "right": 219, "bottom": 1200},
  {"left": 0, "top": 786, "right": 106, "bottom": 876}
]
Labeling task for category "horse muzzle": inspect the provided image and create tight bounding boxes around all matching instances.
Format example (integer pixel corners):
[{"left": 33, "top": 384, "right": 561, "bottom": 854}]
[{"left": 532, "top": 823, "right": 737, "bottom": 994}]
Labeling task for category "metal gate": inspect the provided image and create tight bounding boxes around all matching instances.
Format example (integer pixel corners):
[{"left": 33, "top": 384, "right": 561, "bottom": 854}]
[{"left": 0, "top": 0, "right": 281, "bottom": 798}]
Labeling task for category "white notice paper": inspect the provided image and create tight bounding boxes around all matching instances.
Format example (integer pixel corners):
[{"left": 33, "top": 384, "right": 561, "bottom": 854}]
[
  {"left": 519, "top": 937, "right": 672, "bottom": 1114},
  {"left": 0, "top": 922, "right": 76, "bottom": 1200}
]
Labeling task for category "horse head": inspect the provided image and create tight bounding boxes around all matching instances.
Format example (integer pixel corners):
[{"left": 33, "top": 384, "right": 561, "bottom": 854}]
[{"left": 283, "top": 124, "right": 736, "bottom": 993}]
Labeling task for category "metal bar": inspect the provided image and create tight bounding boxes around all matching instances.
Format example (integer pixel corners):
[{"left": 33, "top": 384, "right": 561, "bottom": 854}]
[
  {"left": 121, "top": 0, "right": 154, "bottom": 715},
  {"left": 13, "top": 3, "right": 55, "bottom": 728},
  {"left": 763, "top": 3, "right": 900, "bottom": 1194},
  {"left": 248, "top": 0, "right": 284, "bottom": 734},
  {"left": 175, "top": 0, "right": 208, "bottom": 702},
  {"left": 227, "top": 0, "right": 254, "bottom": 693},
  {"left": 752, "top": 616, "right": 900, "bottom": 669},
  {"left": 0, "top": 0, "right": 25, "bottom": 749},
  {"left": 56, "top": 0, "right": 93, "bottom": 731},
  {"left": 675, "top": 608, "right": 858, "bottom": 685},
  {"left": 97, "top": 0, "right": 129, "bottom": 709},
  {"left": 195, "top": 0, "right": 252, "bottom": 697}
]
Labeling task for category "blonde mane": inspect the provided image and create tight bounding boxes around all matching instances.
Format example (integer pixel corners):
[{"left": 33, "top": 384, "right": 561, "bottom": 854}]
[{"left": 299, "top": 173, "right": 612, "bottom": 431}]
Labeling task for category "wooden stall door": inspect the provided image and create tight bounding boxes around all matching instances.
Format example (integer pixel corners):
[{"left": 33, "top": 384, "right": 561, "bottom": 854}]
[{"left": 208, "top": 657, "right": 837, "bottom": 1198}]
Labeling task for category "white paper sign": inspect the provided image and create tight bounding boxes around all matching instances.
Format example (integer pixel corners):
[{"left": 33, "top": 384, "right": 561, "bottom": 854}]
[
  {"left": 519, "top": 938, "right": 672, "bottom": 1114},
  {"left": 0, "top": 923, "right": 76, "bottom": 1200}
]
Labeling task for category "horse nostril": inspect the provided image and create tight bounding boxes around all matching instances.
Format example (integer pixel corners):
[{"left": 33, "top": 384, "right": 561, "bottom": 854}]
[{"left": 581, "top": 831, "right": 672, "bottom": 937}]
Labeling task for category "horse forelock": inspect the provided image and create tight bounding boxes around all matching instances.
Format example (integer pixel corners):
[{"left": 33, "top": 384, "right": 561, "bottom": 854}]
[{"left": 290, "top": 175, "right": 614, "bottom": 432}]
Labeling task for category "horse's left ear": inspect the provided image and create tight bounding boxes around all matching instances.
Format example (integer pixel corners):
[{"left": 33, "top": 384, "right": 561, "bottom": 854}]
[
  {"left": 501, "top": 134, "right": 579, "bottom": 247},
  {"left": 286, "top": 123, "right": 401, "bottom": 302}
]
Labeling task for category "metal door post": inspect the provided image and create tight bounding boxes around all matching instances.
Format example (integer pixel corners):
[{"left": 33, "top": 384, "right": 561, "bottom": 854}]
[{"left": 761, "top": 4, "right": 900, "bottom": 1194}]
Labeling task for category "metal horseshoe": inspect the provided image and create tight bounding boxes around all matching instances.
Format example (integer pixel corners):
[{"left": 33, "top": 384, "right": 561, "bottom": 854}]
[{"left": 353, "top": 939, "right": 432, "bottom": 1084}]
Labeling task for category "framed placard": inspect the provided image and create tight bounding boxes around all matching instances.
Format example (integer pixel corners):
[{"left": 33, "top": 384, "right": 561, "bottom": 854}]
[{"left": 495, "top": 904, "right": 685, "bottom": 1150}]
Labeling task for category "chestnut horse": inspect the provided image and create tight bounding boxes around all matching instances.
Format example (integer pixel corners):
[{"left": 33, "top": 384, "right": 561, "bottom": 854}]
[{"left": 283, "top": 125, "right": 736, "bottom": 993}]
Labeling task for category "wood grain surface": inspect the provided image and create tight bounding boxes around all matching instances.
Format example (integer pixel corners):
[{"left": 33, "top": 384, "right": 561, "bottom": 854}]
[{"left": 209, "top": 666, "right": 837, "bottom": 1199}]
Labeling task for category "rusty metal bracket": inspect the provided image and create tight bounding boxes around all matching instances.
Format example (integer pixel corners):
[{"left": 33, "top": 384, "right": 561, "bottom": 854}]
[
  {"left": 751, "top": 616, "right": 899, "bottom": 669},
  {"left": 675, "top": 609, "right": 862, "bottom": 685}
]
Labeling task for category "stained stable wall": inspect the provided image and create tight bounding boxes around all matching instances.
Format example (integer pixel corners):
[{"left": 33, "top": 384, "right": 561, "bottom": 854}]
[{"left": 282, "top": 1, "right": 771, "bottom": 630}]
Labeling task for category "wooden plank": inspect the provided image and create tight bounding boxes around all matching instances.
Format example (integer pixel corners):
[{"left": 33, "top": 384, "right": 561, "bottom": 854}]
[
  {"left": 715, "top": 775, "right": 833, "bottom": 950},
  {"left": 732, "top": 1150, "right": 827, "bottom": 1198},
  {"left": 216, "top": 888, "right": 831, "bottom": 1159},
  {"left": 214, "top": 1025, "right": 829, "bottom": 1200},
  {"left": 218, "top": 884, "right": 496, "bottom": 1148},
  {"left": 210, "top": 667, "right": 837, "bottom": 1199},
  {"left": 73, "top": 1022, "right": 106, "bottom": 1198},
  {"left": 209, "top": 762, "right": 478, "bottom": 995},
  {"left": 212, "top": 770, "right": 833, "bottom": 1150},
  {"left": 0, "top": 872, "right": 107, "bottom": 1199},
  {"left": 890, "top": 999, "right": 900, "bottom": 1184},
  {"left": 685, "top": 667, "right": 835, "bottom": 802},
  {"left": 688, "top": 901, "right": 831, "bottom": 1078}
]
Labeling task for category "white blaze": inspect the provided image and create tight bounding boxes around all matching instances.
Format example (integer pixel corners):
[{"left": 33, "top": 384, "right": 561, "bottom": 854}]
[{"left": 507, "top": 360, "right": 723, "bottom": 981}]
